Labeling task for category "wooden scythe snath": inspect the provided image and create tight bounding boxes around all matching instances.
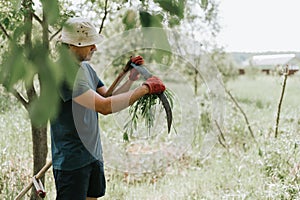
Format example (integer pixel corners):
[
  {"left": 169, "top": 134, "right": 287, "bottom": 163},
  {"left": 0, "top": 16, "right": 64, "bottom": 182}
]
[{"left": 15, "top": 161, "right": 52, "bottom": 200}]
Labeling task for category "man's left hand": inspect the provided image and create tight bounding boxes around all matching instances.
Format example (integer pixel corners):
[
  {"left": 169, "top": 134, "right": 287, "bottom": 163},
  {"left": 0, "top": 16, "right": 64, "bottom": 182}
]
[{"left": 129, "top": 68, "right": 140, "bottom": 81}]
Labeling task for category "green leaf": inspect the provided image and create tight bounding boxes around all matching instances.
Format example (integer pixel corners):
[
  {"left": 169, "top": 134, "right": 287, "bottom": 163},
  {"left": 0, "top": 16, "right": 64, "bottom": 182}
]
[
  {"left": 122, "top": 10, "right": 137, "bottom": 30},
  {"left": 2, "top": 17, "right": 10, "bottom": 28},
  {"left": 168, "top": 16, "right": 180, "bottom": 27},
  {"left": 124, "top": 91, "right": 173, "bottom": 138},
  {"left": 29, "top": 78, "right": 60, "bottom": 126},
  {"left": 1, "top": 44, "right": 26, "bottom": 90},
  {"left": 258, "top": 148, "right": 263, "bottom": 157},
  {"left": 154, "top": 0, "right": 185, "bottom": 19},
  {"left": 11, "top": 0, "right": 22, "bottom": 9},
  {"left": 139, "top": 12, "right": 172, "bottom": 62},
  {"left": 56, "top": 45, "right": 78, "bottom": 87},
  {"left": 40, "top": 0, "right": 59, "bottom": 25},
  {"left": 23, "top": 61, "right": 37, "bottom": 88},
  {"left": 123, "top": 132, "right": 129, "bottom": 141},
  {"left": 26, "top": 43, "right": 56, "bottom": 124},
  {"left": 139, "top": 11, "right": 163, "bottom": 28},
  {"left": 201, "top": 0, "right": 208, "bottom": 10}
]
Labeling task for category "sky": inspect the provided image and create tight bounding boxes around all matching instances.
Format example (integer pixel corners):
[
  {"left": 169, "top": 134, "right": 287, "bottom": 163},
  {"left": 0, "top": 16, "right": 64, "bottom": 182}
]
[{"left": 217, "top": 0, "right": 300, "bottom": 52}]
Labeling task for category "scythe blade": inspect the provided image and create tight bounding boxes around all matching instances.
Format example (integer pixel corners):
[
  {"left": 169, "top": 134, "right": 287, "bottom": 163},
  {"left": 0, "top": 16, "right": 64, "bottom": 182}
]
[{"left": 130, "top": 63, "right": 173, "bottom": 133}]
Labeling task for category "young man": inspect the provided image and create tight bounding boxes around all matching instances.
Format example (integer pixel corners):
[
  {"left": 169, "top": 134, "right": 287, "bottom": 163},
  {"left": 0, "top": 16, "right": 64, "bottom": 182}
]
[{"left": 50, "top": 17, "right": 166, "bottom": 200}]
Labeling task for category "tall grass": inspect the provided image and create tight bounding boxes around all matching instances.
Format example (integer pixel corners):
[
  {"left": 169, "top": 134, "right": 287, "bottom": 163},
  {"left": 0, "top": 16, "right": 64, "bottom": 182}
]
[{"left": 1, "top": 74, "right": 300, "bottom": 199}]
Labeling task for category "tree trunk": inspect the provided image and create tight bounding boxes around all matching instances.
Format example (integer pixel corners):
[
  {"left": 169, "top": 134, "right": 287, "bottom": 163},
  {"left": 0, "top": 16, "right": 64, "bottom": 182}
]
[
  {"left": 194, "top": 68, "right": 198, "bottom": 95},
  {"left": 30, "top": 124, "right": 48, "bottom": 200}
]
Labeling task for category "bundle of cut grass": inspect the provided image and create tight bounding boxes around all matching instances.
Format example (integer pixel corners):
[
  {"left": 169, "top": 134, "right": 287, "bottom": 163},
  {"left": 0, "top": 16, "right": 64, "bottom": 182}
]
[{"left": 123, "top": 89, "right": 174, "bottom": 141}]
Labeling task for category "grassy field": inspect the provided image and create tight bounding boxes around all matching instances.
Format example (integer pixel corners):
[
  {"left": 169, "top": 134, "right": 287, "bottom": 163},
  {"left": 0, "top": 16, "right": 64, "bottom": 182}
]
[{"left": 0, "top": 73, "right": 300, "bottom": 199}]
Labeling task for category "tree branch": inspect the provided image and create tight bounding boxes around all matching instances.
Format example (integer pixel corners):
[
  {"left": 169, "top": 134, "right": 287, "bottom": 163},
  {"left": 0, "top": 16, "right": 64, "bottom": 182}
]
[
  {"left": 218, "top": 79, "right": 256, "bottom": 142},
  {"left": 42, "top": 6, "right": 49, "bottom": 50},
  {"left": 275, "top": 65, "right": 289, "bottom": 138},
  {"left": 0, "top": 23, "right": 11, "bottom": 40},
  {"left": 22, "top": 0, "right": 33, "bottom": 49},
  {"left": 99, "top": 0, "right": 108, "bottom": 34},
  {"left": 50, "top": 28, "right": 62, "bottom": 41},
  {"left": 26, "top": 84, "right": 37, "bottom": 105},
  {"left": 12, "top": 89, "right": 29, "bottom": 108},
  {"left": 33, "top": 13, "right": 52, "bottom": 34},
  {"left": 226, "top": 87, "right": 256, "bottom": 140},
  {"left": 214, "top": 120, "right": 228, "bottom": 150},
  {"left": 33, "top": 13, "right": 43, "bottom": 25}
]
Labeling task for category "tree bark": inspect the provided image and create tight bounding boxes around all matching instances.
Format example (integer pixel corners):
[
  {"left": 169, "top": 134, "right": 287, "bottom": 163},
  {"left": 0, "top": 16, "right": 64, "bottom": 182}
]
[
  {"left": 194, "top": 68, "right": 198, "bottom": 95},
  {"left": 22, "top": 0, "right": 33, "bottom": 49},
  {"left": 22, "top": 0, "right": 48, "bottom": 200},
  {"left": 30, "top": 125, "right": 48, "bottom": 200},
  {"left": 22, "top": 0, "right": 49, "bottom": 199}
]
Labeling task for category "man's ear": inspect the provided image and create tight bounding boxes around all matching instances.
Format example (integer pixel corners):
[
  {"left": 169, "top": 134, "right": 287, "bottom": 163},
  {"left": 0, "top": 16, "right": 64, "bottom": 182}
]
[{"left": 68, "top": 44, "right": 78, "bottom": 52}]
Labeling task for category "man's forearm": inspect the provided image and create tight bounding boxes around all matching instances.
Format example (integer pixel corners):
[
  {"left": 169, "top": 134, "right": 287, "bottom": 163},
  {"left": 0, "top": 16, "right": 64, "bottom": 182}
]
[
  {"left": 94, "top": 85, "right": 149, "bottom": 115},
  {"left": 112, "top": 79, "right": 134, "bottom": 95},
  {"left": 74, "top": 85, "right": 149, "bottom": 115},
  {"left": 109, "top": 85, "right": 149, "bottom": 113}
]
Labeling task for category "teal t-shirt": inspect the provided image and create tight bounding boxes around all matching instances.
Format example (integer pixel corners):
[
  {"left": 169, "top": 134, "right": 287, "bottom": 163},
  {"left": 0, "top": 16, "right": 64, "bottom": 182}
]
[{"left": 50, "top": 62, "right": 104, "bottom": 171}]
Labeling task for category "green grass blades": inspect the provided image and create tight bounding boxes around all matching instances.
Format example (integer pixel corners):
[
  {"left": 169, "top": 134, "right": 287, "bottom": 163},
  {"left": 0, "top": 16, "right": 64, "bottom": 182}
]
[{"left": 124, "top": 89, "right": 174, "bottom": 141}]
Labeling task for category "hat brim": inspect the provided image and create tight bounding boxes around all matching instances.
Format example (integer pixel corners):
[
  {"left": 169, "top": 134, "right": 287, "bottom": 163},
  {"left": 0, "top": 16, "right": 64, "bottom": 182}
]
[{"left": 57, "top": 34, "right": 104, "bottom": 47}]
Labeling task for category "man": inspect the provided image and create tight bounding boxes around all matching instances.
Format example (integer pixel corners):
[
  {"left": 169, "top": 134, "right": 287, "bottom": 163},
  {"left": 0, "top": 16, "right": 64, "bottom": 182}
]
[{"left": 50, "top": 17, "right": 166, "bottom": 200}]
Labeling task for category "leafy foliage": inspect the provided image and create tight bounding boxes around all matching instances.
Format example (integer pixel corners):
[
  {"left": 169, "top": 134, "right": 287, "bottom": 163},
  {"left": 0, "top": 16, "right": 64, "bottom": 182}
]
[
  {"left": 124, "top": 89, "right": 174, "bottom": 141},
  {"left": 211, "top": 49, "right": 239, "bottom": 82},
  {"left": 40, "top": 0, "right": 60, "bottom": 25},
  {"left": 0, "top": 1, "right": 23, "bottom": 42},
  {"left": 153, "top": 0, "right": 184, "bottom": 27},
  {"left": 0, "top": 0, "right": 80, "bottom": 125},
  {"left": 200, "top": 0, "right": 208, "bottom": 10},
  {"left": 154, "top": 0, "right": 184, "bottom": 18},
  {"left": 122, "top": 10, "right": 137, "bottom": 30},
  {"left": 139, "top": 11, "right": 163, "bottom": 28}
]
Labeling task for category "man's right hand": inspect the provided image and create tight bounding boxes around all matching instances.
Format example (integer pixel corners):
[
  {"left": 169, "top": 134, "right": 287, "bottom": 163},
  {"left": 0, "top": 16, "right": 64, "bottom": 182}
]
[
  {"left": 143, "top": 76, "right": 166, "bottom": 94},
  {"left": 123, "top": 55, "right": 144, "bottom": 72}
]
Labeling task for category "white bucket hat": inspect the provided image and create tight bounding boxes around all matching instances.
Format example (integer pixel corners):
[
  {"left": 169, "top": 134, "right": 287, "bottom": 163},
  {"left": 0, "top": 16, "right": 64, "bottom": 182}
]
[{"left": 58, "top": 17, "right": 103, "bottom": 47}]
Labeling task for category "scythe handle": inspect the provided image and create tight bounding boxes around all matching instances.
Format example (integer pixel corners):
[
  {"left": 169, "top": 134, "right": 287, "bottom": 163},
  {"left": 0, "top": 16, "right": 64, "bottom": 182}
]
[
  {"left": 14, "top": 160, "right": 52, "bottom": 200},
  {"left": 104, "top": 70, "right": 128, "bottom": 97}
]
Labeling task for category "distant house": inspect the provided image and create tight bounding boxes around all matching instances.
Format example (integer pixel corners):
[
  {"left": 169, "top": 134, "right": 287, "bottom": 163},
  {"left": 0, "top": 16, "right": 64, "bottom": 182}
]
[
  {"left": 249, "top": 54, "right": 300, "bottom": 75},
  {"left": 238, "top": 60, "right": 250, "bottom": 75}
]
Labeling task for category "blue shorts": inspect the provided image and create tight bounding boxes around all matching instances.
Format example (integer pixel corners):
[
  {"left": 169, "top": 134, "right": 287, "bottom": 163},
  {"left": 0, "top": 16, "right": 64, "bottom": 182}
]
[{"left": 53, "top": 160, "right": 106, "bottom": 200}]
